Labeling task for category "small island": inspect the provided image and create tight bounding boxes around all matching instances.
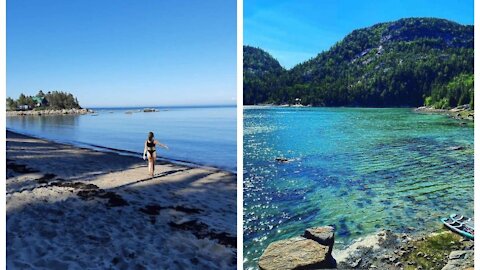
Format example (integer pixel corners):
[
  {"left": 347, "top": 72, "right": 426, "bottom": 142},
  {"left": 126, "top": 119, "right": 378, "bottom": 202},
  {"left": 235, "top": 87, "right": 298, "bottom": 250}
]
[{"left": 6, "top": 90, "right": 93, "bottom": 116}]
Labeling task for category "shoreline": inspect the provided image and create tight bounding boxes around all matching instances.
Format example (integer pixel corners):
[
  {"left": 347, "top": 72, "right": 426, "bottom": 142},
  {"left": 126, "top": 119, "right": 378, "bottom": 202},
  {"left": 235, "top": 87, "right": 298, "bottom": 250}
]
[
  {"left": 334, "top": 228, "right": 474, "bottom": 269},
  {"left": 6, "top": 128, "right": 236, "bottom": 174},
  {"left": 257, "top": 226, "right": 473, "bottom": 270},
  {"left": 6, "top": 131, "right": 237, "bottom": 269},
  {"left": 6, "top": 108, "right": 94, "bottom": 116},
  {"left": 414, "top": 106, "right": 474, "bottom": 121}
]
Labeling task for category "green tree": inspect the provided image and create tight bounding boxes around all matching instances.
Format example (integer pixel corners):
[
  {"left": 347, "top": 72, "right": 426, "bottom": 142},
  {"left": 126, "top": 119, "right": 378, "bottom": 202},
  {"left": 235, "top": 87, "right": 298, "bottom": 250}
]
[{"left": 6, "top": 97, "right": 17, "bottom": 110}]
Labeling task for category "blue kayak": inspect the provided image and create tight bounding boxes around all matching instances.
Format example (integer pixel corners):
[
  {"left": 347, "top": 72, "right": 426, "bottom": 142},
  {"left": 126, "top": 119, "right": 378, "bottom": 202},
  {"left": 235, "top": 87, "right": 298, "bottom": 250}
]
[
  {"left": 450, "top": 213, "right": 474, "bottom": 229},
  {"left": 441, "top": 214, "right": 474, "bottom": 240}
]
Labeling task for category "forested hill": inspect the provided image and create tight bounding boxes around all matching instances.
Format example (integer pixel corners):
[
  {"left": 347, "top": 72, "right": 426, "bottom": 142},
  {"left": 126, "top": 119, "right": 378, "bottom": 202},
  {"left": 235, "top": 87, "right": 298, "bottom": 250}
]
[
  {"left": 244, "top": 46, "right": 286, "bottom": 104},
  {"left": 244, "top": 18, "right": 474, "bottom": 108}
]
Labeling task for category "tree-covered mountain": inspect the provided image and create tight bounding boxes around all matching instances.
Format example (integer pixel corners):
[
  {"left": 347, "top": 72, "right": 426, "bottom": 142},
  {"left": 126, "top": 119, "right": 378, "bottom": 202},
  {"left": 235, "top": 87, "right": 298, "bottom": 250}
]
[
  {"left": 244, "top": 45, "right": 286, "bottom": 104},
  {"left": 244, "top": 18, "right": 474, "bottom": 108}
]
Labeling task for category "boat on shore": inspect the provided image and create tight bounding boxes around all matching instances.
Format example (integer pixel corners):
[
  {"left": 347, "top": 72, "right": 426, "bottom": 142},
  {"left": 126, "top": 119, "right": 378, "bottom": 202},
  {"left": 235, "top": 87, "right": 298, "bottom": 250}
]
[
  {"left": 441, "top": 214, "right": 474, "bottom": 240},
  {"left": 450, "top": 214, "right": 474, "bottom": 229}
]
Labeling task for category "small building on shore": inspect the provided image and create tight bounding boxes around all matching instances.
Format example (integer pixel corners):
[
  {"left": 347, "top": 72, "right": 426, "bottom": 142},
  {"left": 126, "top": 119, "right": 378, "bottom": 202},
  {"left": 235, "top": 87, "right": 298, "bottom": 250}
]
[
  {"left": 17, "top": 104, "right": 30, "bottom": 111},
  {"left": 32, "top": 96, "right": 48, "bottom": 107}
]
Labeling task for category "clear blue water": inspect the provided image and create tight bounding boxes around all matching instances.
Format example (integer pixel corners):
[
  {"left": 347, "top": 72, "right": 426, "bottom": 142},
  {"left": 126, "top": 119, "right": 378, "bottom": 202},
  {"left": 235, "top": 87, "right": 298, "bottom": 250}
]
[
  {"left": 243, "top": 106, "right": 473, "bottom": 269},
  {"left": 7, "top": 106, "right": 236, "bottom": 171}
]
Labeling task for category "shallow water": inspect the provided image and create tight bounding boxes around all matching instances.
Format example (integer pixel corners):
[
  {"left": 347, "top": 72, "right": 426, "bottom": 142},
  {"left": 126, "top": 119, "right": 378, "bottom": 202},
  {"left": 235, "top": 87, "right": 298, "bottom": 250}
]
[
  {"left": 243, "top": 107, "right": 473, "bottom": 269},
  {"left": 7, "top": 106, "right": 236, "bottom": 171}
]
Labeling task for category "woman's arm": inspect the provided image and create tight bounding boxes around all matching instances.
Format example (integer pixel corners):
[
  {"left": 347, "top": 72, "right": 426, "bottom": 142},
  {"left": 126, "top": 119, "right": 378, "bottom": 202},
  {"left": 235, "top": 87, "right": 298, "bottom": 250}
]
[
  {"left": 155, "top": 140, "right": 169, "bottom": 149},
  {"left": 143, "top": 141, "right": 147, "bottom": 159}
]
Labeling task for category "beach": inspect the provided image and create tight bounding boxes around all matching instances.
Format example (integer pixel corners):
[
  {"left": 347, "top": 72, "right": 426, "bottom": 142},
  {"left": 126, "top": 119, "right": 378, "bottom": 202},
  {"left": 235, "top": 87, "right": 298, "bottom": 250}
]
[{"left": 6, "top": 131, "right": 236, "bottom": 269}]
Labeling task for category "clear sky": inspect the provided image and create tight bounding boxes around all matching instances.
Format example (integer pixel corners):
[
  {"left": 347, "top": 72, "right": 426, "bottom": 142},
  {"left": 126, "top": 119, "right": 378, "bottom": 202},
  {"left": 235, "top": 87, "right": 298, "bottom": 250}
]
[
  {"left": 244, "top": 0, "right": 474, "bottom": 69},
  {"left": 7, "top": 0, "right": 236, "bottom": 107}
]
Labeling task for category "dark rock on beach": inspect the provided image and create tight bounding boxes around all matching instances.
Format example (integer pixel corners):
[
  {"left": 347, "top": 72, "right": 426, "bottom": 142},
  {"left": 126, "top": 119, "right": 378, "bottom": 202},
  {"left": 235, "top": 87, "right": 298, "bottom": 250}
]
[
  {"left": 169, "top": 220, "right": 236, "bottom": 248},
  {"left": 36, "top": 173, "right": 57, "bottom": 184},
  {"left": 76, "top": 189, "right": 129, "bottom": 207},
  {"left": 6, "top": 160, "right": 39, "bottom": 174}
]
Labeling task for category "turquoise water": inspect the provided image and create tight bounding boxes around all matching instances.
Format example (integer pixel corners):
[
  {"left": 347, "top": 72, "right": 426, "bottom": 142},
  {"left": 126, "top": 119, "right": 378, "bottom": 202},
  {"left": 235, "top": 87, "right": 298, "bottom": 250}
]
[
  {"left": 6, "top": 106, "right": 236, "bottom": 171},
  {"left": 243, "top": 107, "right": 473, "bottom": 269}
]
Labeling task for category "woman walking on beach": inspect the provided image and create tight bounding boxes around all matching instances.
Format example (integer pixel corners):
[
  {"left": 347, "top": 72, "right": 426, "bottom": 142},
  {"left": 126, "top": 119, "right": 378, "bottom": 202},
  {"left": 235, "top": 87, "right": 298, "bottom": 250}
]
[{"left": 143, "top": 131, "right": 168, "bottom": 176}]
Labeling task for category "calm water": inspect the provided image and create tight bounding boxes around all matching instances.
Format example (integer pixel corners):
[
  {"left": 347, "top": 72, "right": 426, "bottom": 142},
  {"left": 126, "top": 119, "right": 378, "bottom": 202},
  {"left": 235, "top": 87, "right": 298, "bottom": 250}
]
[
  {"left": 243, "top": 107, "right": 473, "bottom": 269},
  {"left": 7, "top": 106, "right": 236, "bottom": 171}
]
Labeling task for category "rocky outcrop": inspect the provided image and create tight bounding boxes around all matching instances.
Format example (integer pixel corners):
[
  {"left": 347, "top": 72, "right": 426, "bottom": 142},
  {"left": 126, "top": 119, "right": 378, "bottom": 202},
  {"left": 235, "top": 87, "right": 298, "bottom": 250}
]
[
  {"left": 259, "top": 227, "right": 473, "bottom": 270},
  {"left": 441, "top": 250, "right": 474, "bottom": 270},
  {"left": 335, "top": 230, "right": 402, "bottom": 269},
  {"left": 258, "top": 226, "right": 336, "bottom": 270},
  {"left": 415, "top": 105, "right": 474, "bottom": 121},
  {"left": 303, "top": 226, "right": 335, "bottom": 255},
  {"left": 6, "top": 108, "right": 94, "bottom": 116}
]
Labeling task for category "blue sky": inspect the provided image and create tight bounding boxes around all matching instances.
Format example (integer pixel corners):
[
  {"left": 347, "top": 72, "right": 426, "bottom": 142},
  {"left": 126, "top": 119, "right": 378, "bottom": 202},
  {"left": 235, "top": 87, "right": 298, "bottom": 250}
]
[
  {"left": 7, "top": 0, "right": 236, "bottom": 107},
  {"left": 245, "top": 0, "right": 474, "bottom": 69}
]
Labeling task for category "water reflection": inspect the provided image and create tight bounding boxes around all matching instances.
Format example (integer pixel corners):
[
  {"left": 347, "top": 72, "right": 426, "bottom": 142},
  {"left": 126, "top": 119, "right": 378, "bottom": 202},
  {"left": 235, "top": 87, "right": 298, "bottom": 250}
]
[{"left": 9, "top": 115, "right": 80, "bottom": 141}]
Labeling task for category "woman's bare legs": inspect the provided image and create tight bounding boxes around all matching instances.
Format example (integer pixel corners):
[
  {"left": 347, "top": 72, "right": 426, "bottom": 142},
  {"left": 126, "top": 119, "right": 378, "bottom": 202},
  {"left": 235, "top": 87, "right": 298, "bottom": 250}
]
[
  {"left": 147, "top": 152, "right": 154, "bottom": 176},
  {"left": 147, "top": 151, "right": 157, "bottom": 176},
  {"left": 152, "top": 151, "right": 157, "bottom": 175}
]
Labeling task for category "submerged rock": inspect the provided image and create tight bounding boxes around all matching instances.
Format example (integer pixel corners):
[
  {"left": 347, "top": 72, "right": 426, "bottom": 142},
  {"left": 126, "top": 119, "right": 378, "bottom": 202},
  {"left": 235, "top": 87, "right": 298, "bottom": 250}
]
[
  {"left": 447, "top": 146, "right": 465, "bottom": 151},
  {"left": 275, "top": 157, "right": 290, "bottom": 163}
]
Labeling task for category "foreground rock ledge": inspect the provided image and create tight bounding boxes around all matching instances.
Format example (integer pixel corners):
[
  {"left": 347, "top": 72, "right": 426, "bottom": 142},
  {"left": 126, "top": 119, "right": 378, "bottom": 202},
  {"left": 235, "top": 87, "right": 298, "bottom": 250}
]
[
  {"left": 258, "top": 226, "right": 336, "bottom": 270},
  {"left": 441, "top": 250, "right": 474, "bottom": 270},
  {"left": 303, "top": 226, "right": 335, "bottom": 255}
]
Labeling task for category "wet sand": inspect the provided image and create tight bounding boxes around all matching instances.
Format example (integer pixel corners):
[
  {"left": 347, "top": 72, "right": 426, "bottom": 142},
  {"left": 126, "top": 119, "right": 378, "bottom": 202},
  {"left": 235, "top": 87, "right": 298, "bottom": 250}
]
[{"left": 6, "top": 131, "right": 236, "bottom": 269}]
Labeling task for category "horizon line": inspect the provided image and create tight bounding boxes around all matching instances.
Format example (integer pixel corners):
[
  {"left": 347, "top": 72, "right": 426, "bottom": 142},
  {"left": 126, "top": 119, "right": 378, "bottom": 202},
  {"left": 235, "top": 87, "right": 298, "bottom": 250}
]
[{"left": 86, "top": 103, "right": 237, "bottom": 109}]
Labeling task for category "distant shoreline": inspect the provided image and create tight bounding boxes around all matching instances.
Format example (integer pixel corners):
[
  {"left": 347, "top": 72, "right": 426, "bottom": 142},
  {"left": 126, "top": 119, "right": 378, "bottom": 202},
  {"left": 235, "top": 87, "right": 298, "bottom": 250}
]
[
  {"left": 414, "top": 106, "right": 474, "bottom": 121},
  {"left": 247, "top": 103, "right": 418, "bottom": 109},
  {"left": 245, "top": 104, "right": 475, "bottom": 122},
  {"left": 6, "top": 108, "right": 94, "bottom": 116}
]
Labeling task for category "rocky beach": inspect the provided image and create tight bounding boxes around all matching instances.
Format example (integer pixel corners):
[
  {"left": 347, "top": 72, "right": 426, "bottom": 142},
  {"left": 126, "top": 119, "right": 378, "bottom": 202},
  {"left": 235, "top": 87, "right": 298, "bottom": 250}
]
[
  {"left": 414, "top": 105, "right": 474, "bottom": 122},
  {"left": 258, "top": 226, "right": 474, "bottom": 270},
  {"left": 6, "top": 108, "right": 94, "bottom": 116}
]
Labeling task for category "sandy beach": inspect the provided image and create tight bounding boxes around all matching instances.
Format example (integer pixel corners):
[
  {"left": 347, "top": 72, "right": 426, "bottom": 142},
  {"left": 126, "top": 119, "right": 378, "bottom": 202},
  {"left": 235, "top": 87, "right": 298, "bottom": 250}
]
[{"left": 6, "top": 131, "right": 236, "bottom": 269}]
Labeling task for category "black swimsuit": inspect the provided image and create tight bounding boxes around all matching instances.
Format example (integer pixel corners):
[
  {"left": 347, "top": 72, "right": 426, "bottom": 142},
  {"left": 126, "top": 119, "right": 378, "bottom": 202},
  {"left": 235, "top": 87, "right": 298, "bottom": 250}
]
[{"left": 147, "top": 140, "right": 156, "bottom": 155}]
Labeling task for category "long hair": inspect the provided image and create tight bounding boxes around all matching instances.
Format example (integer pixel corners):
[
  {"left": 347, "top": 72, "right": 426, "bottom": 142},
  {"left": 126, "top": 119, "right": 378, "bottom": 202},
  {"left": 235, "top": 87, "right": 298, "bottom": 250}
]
[{"left": 148, "top": 131, "right": 154, "bottom": 142}]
